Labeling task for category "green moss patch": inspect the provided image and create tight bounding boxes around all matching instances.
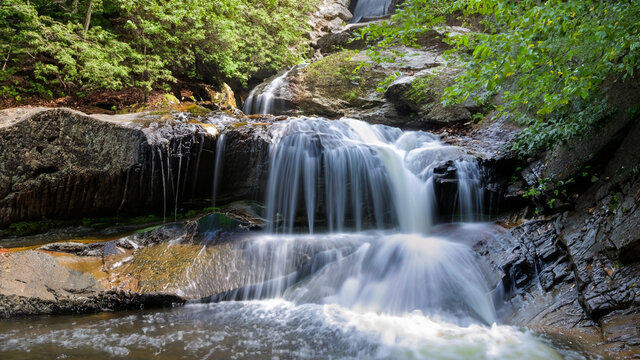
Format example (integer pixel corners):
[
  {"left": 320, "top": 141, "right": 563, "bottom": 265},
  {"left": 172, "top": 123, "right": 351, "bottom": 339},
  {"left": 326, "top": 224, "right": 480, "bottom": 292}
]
[{"left": 302, "top": 50, "right": 386, "bottom": 104}]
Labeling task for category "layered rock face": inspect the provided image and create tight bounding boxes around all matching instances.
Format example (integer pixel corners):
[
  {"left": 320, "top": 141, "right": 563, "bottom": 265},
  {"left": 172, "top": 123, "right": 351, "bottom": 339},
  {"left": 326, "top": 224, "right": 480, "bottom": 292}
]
[
  {"left": 472, "top": 84, "right": 640, "bottom": 357},
  {"left": 0, "top": 107, "right": 217, "bottom": 227}
]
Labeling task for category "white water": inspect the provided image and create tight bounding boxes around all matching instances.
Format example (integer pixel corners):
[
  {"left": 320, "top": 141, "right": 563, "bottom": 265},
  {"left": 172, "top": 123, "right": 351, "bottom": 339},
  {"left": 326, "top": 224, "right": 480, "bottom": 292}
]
[
  {"left": 350, "top": 0, "right": 394, "bottom": 23},
  {"left": 242, "top": 67, "right": 295, "bottom": 115},
  {"left": 265, "top": 118, "right": 479, "bottom": 233},
  {"left": 0, "top": 300, "right": 580, "bottom": 359},
  {"left": 211, "top": 134, "right": 226, "bottom": 207},
  {"left": 0, "top": 117, "right": 589, "bottom": 359}
]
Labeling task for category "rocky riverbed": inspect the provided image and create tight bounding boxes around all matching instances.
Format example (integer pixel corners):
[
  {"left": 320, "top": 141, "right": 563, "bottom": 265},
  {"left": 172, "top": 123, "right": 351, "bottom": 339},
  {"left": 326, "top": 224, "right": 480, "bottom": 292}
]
[{"left": 1, "top": 103, "right": 639, "bottom": 359}]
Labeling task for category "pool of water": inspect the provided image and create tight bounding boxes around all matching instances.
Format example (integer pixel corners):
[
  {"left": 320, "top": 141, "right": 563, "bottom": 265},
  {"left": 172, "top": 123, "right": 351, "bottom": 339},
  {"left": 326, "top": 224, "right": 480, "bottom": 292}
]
[{"left": 0, "top": 300, "right": 591, "bottom": 360}]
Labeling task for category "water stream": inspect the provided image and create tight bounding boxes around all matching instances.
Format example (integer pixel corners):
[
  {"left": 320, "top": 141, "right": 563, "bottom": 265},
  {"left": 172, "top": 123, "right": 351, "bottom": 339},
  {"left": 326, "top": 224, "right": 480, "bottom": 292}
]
[
  {"left": 242, "top": 68, "right": 295, "bottom": 116},
  {"left": 0, "top": 118, "right": 590, "bottom": 359},
  {"left": 349, "top": 0, "right": 395, "bottom": 23}
]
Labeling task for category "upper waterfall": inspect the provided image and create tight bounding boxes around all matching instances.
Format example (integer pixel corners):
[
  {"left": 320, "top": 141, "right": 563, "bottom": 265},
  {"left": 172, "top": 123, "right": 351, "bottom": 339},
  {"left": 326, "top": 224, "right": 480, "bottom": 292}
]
[
  {"left": 243, "top": 67, "right": 296, "bottom": 116},
  {"left": 349, "top": 0, "right": 396, "bottom": 23}
]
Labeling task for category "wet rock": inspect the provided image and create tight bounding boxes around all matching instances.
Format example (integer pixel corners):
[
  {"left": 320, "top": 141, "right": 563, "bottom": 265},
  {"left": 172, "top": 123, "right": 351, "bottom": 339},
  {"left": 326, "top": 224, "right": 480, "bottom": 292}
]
[
  {"left": 481, "top": 146, "right": 640, "bottom": 357},
  {"left": 0, "top": 213, "right": 256, "bottom": 317},
  {"left": 0, "top": 250, "right": 183, "bottom": 317},
  {"left": 216, "top": 123, "right": 272, "bottom": 203},
  {"left": 0, "top": 107, "right": 217, "bottom": 228},
  {"left": 608, "top": 204, "right": 640, "bottom": 263},
  {"left": 219, "top": 201, "right": 267, "bottom": 230},
  {"left": 39, "top": 241, "right": 106, "bottom": 256}
]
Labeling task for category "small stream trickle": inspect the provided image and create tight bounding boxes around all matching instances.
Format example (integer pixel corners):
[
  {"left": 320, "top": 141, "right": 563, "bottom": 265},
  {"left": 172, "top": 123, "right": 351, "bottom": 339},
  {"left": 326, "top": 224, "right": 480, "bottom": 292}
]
[
  {"left": 242, "top": 67, "right": 295, "bottom": 115},
  {"left": 211, "top": 134, "right": 226, "bottom": 208}
]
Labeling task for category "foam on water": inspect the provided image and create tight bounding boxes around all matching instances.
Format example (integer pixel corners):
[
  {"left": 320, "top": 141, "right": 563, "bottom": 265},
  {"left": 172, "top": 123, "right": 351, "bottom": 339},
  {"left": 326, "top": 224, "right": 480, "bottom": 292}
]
[{"left": 0, "top": 300, "right": 582, "bottom": 359}]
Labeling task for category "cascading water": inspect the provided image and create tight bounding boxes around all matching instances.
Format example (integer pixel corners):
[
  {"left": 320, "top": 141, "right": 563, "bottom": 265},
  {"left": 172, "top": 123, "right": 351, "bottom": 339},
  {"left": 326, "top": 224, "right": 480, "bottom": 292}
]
[
  {"left": 349, "top": 0, "right": 396, "bottom": 23},
  {"left": 0, "top": 117, "right": 587, "bottom": 359},
  {"left": 236, "top": 118, "right": 499, "bottom": 324},
  {"left": 242, "top": 67, "right": 295, "bottom": 115},
  {"left": 265, "top": 118, "right": 478, "bottom": 234},
  {"left": 211, "top": 134, "right": 226, "bottom": 207}
]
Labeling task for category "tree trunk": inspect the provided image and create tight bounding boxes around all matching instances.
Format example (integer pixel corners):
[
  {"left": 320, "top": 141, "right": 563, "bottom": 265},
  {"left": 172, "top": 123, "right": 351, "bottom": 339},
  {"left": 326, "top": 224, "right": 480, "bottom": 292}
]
[
  {"left": 2, "top": 40, "right": 12, "bottom": 72},
  {"left": 83, "top": 0, "right": 93, "bottom": 35},
  {"left": 72, "top": 0, "right": 79, "bottom": 14},
  {"left": 143, "top": 41, "right": 149, "bottom": 102}
]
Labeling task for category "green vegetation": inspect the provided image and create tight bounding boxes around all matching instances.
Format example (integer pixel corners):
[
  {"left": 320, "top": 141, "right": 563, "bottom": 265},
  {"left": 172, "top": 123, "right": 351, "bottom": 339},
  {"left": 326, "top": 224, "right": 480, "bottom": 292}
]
[
  {"left": 1, "top": 0, "right": 317, "bottom": 101},
  {"left": 9, "top": 217, "right": 65, "bottom": 236},
  {"left": 303, "top": 50, "right": 385, "bottom": 102},
  {"left": 405, "top": 74, "right": 436, "bottom": 104},
  {"left": 357, "top": 0, "right": 640, "bottom": 157},
  {"left": 4, "top": 206, "right": 217, "bottom": 236}
]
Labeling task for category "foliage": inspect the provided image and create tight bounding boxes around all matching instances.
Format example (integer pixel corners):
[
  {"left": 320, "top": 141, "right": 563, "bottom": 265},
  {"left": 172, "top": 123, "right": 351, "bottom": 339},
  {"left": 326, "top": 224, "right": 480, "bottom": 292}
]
[
  {"left": 1, "top": 0, "right": 317, "bottom": 100},
  {"left": 8, "top": 217, "right": 63, "bottom": 236},
  {"left": 357, "top": 0, "right": 640, "bottom": 157},
  {"left": 353, "top": 0, "right": 451, "bottom": 64}
]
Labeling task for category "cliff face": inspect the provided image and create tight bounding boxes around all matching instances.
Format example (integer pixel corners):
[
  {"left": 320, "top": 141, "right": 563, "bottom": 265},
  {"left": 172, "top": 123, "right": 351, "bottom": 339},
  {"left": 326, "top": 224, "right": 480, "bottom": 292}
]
[
  {"left": 472, "top": 78, "right": 640, "bottom": 358},
  {"left": 0, "top": 108, "right": 217, "bottom": 227}
]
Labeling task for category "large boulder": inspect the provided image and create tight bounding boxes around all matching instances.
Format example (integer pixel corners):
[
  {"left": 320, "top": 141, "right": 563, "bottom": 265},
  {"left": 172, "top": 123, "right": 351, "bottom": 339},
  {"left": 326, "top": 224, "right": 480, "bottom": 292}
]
[
  {"left": 384, "top": 67, "right": 475, "bottom": 129},
  {"left": 260, "top": 30, "right": 485, "bottom": 131},
  {"left": 0, "top": 107, "right": 218, "bottom": 228},
  {"left": 289, "top": 50, "right": 389, "bottom": 118}
]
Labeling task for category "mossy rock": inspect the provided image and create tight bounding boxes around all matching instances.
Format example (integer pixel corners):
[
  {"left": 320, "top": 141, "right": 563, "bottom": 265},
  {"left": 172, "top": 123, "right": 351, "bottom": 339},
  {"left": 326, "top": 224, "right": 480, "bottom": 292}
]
[
  {"left": 384, "top": 67, "right": 475, "bottom": 128},
  {"left": 295, "top": 50, "right": 387, "bottom": 116}
]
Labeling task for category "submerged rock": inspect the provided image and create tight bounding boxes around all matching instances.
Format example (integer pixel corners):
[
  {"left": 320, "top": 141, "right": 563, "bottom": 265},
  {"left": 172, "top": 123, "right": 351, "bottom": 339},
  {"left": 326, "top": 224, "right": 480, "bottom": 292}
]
[{"left": 0, "top": 213, "right": 247, "bottom": 316}]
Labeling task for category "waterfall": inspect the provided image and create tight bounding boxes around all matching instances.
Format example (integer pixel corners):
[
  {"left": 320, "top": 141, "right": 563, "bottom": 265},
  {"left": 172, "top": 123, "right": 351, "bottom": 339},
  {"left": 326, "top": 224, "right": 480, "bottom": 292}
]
[
  {"left": 211, "top": 134, "right": 226, "bottom": 208},
  {"left": 264, "top": 118, "right": 482, "bottom": 234},
  {"left": 349, "top": 0, "right": 395, "bottom": 23},
  {"left": 454, "top": 159, "right": 485, "bottom": 222},
  {"left": 243, "top": 67, "right": 295, "bottom": 115},
  {"left": 3, "top": 116, "right": 582, "bottom": 359},
  {"left": 206, "top": 117, "right": 497, "bottom": 324}
]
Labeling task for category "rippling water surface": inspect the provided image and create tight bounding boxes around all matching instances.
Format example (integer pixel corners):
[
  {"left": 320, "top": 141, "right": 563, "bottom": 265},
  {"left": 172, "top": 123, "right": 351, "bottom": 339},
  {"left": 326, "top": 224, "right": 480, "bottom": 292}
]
[{"left": 0, "top": 299, "right": 589, "bottom": 359}]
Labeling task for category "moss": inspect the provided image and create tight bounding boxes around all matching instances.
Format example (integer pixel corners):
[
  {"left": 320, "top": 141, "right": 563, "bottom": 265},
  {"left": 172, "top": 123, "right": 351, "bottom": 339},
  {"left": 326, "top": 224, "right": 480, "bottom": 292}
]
[
  {"left": 178, "top": 103, "right": 210, "bottom": 116},
  {"left": 303, "top": 50, "right": 385, "bottom": 103},
  {"left": 146, "top": 102, "right": 210, "bottom": 117},
  {"left": 4, "top": 206, "right": 217, "bottom": 237},
  {"left": 8, "top": 217, "right": 65, "bottom": 236},
  {"left": 405, "top": 74, "right": 437, "bottom": 105},
  {"left": 162, "top": 93, "right": 180, "bottom": 105},
  {"left": 111, "top": 242, "right": 237, "bottom": 293}
]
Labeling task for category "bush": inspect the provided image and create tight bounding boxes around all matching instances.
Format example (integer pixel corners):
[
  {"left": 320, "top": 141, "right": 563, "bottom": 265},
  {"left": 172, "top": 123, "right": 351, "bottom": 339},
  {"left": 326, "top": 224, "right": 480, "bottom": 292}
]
[{"left": 357, "top": 0, "right": 640, "bottom": 157}]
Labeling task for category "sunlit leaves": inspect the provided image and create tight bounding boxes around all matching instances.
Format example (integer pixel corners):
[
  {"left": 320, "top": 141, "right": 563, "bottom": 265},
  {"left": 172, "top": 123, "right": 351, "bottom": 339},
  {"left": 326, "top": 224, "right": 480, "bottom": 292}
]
[
  {"left": 1, "top": 0, "right": 318, "bottom": 98},
  {"left": 358, "top": 0, "right": 640, "bottom": 157}
]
